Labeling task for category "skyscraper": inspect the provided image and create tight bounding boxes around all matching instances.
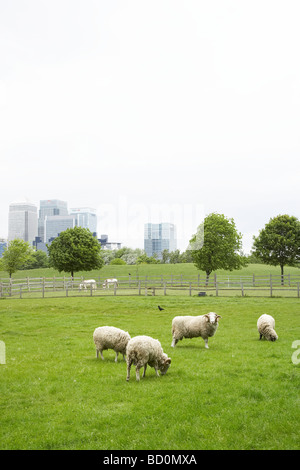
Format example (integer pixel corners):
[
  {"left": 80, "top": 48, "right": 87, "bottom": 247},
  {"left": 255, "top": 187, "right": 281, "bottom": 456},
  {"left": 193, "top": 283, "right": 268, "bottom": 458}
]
[
  {"left": 8, "top": 201, "right": 38, "bottom": 244},
  {"left": 144, "top": 223, "right": 177, "bottom": 260},
  {"left": 44, "top": 215, "right": 77, "bottom": 243},
  {"left": 38, "top": 200, "right": 68, "bottom": 241},
  {"left": 69, "top": 207, "right": 97, "bottom": 235}
]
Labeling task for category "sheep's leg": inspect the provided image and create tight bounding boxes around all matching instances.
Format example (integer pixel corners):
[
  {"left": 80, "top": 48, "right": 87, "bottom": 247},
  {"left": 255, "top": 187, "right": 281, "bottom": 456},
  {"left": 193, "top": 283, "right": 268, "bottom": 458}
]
[
  {"left": 142, "top": 364, "right": 147, "bottom": 377},
  {"left": 96, "top": 349, "right": 99, "bottom": 359},
  {"left": 154, "top": 366, "right": 159, "bottom": 377},
  {"left": 115, "top": 352, "right": 118, "bottom": 362},
  {"left": 126, "top": 361, "right": 132, "bottom": 381},
  {"left": 204, "top": 339, "right": 209, "bottom": 349},
  {"left": 259, "top": 334, "right": 263, "bottom": 340},
  {"left": 100, "top": 350, "right": 104, "bottom": 360},
  {"left": 122, "top": 354, "right": 126, "bottom": 361},
  {"left": 136, "top": 366, "right": 141, "bottom": 382},
  {"left": 171, "top": 337, "right": 178, "bottom": 348}
]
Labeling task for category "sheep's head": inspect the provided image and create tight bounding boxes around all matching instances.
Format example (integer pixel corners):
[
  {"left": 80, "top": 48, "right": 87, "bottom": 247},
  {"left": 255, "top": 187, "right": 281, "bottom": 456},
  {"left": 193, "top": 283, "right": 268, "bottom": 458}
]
[
  {"left": 159, "top": 354, "right": 171, "bottom": 375},
  {"left": 269, "top": 330, "right": 278, "bottom": 341},
  {"left": 204, "top": 312, "right": 222, "bottom": 324}
]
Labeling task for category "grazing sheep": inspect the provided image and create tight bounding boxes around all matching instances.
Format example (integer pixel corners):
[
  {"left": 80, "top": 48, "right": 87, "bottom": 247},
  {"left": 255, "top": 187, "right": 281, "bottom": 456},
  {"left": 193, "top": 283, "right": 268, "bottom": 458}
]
[
  {"left": 79, "top": 279, "right": 97, "bottom": 290},
  {"left": 171, "top": 312, "right": 222, "bottom": 349},
  {"left": 102, "top": 278, "right": 118, "bottom": 289},
  {"left": 126, "top": 335, "right": 171, "bottom": 382},
  {"left": 257, "top": 314, "right": 278, "bottom": 341},
  {"left": 93, "top": 326, "right": 131, "bottom": 362}
]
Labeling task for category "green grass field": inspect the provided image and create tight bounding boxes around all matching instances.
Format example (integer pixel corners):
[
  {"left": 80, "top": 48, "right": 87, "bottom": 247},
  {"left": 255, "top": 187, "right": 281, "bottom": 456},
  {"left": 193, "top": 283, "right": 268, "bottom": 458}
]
[
  {"left": 1, "top": 262, "right": 300, "bottom": 281},
  {"left": 1, "top": 293, "right": 299, "bottom": 450}
]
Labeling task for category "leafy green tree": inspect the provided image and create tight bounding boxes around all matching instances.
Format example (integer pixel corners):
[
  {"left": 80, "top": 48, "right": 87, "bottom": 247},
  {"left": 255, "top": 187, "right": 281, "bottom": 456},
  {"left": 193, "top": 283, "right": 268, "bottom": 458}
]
[
  {"left": 47, "top": 226, "right": 103, "bottom": 277},
  {"left": 252, "top": 214, "right": 300, "bottom": 283},
  {"left": 169, "top": 249, "right": 181, "bottom": 264},
  {"left": 21, "top": 250, "right": 49, "bottom": 270},
  {"left": 161, "top": 249, "right": 170, "bottom": 264},
  {"left": 0, "top": 239, "right": 33, "bottom": 278},
  {"left": 109, "top": 258, "right": 126, "bottom": 265},
  {"left": 136, "top": 253, "right": 160, "bottom": 264},
  {"left": 189, "top": 213, "right": 246, "bottom": 284}
]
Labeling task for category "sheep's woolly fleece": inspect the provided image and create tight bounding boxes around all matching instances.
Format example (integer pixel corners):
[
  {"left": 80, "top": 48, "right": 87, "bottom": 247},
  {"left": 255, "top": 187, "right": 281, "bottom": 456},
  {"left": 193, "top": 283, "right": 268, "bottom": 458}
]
[
  {"left": 257, "top": 314, "right": 278, "bottom": 341},
  {"left": 126, "top": 335, "right": 171, "bottom": 381},
  {"left": 93, "top": 326, "right": 131, "bottom": 361},
  {"left": 171, "top": 312, "right": 221, "bottom": 348}
]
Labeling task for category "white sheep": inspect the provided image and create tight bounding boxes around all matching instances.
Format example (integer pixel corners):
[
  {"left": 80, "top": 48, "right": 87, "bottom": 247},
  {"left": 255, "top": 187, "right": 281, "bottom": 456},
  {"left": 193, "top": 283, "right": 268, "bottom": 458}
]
[
  {"left": 171, "top": 312, "right": 222, "bottom": 349},
  {"left": 126, "top": 335, "right": 171, "bottom": 382},
  {"left": 93, "top": 326, "right": 131, "bottom": 362},
  {"left": 257, "top": 314, "right": 278, "bottom": 341}
]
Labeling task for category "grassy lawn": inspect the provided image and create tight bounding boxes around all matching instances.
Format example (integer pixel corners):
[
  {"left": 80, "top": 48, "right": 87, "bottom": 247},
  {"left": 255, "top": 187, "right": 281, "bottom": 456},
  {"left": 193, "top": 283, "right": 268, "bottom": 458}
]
[
  {"left": 1, "top": 262, "right": 300, "bottom": 282},
  {"left": 0, "top": 294, "right": 299, "bottom": 450}
]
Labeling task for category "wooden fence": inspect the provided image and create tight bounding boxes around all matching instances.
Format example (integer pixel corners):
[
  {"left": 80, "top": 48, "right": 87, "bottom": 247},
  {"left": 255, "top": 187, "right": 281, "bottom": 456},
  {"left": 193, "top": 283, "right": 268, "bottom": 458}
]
[{"left": 1, "top": 273, "right": 300, "bottom": 299}]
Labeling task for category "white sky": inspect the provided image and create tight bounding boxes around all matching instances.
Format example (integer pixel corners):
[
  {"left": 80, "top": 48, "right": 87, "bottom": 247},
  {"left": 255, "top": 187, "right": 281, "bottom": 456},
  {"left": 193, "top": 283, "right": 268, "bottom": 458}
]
[{"left": 0, "top": 0, "right": 299, "bottom": 253}]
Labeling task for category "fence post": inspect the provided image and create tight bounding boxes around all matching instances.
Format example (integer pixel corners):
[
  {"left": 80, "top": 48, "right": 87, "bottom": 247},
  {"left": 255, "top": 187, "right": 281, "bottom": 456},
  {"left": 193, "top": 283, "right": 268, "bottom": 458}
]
[
  {"left": 42, "top": 278, "right": 45, "bottom": 298},
  {"left": 189, "top": 282, "right": 192, "bottom": 296},
  {"left": 138, "top": 281, "right": 141, "bottom": 296},
  {"left": 214, "top": 273, "right": 217, "bottom": 287},
  {"left": 241, "top": 282, "right": 244, "bottom": 297},
  {"left": 90, "top": 283, "right": 93, "bottom": 296},
  {"left": 253, "top": 273, "right": 255, "bottom": 287},
  {"left": 66, "top": 283, "right": 68, "bottom": 297},
  {"left": 164, "top": 282, "right": 166, "bottom": 296},
  {"left": 216, "top": 282, "right": 218, "bottom": 297},
  {"left": 0, "top": 283, "right": 2, "bottom": 298},
  {"left": 297, "top": 282, "right": 299, "bottom": 298},
  {"left": 114, "top": 283, "right": 117, "bottom": 296},
  {"left": 20, "top": 285, "right": 22, "bottom": 299},
  {"left": 270, "top": 278, "right": 273, "bottom": 297}
]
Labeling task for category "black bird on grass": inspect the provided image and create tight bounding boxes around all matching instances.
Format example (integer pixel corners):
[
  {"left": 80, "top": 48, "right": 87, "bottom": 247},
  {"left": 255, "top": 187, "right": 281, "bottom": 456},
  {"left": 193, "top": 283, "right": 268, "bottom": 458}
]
[{"left": 158, "top": 306, "right": 164, "bottom": 311}]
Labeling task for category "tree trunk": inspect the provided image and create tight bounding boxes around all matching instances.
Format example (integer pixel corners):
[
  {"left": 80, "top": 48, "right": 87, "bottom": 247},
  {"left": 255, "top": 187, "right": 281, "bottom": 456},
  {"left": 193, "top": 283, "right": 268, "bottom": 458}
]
[
  {"left": 205, "top": 271, "right": 211, "bottom": 287},
  {"left": 281, "top": 264, "right": 284, "bottom": 286}
]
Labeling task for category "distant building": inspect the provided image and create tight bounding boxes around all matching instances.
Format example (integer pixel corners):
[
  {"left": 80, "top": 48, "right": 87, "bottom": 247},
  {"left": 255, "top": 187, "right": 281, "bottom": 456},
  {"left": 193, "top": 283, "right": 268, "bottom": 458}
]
[
  {"left": 98, "top": 234, "right": 121, "bottom": 250},
  {"left": 0, "top": 239, "right": 7, "bottom": 258},
  {"left": 38, "top": 200, "right": 68, "bottom": 241},
  {"left": 8, "top": 201, "right": 38, "bottom": 244},
  {"left": 144, "top": 223, "right": 177, "bottom": 260},
  {"left": 44, "top": 215, "right": 77, "bottom": 243},
  {"left": 70, "top": 207, "right": 97, "bottom": 235}
]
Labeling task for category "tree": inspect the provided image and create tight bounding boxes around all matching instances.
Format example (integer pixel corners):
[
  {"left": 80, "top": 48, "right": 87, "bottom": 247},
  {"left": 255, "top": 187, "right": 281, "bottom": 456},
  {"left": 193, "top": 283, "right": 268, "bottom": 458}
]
[
  {"left": 189, "top": 213, "right": 246, "bottom": 284},
  {"left": 47, "top": 226, "right": 104, "bottom": 277},
  {"left": 252, "top": 214, "right": 300, "bottom": 284},
  {"left": 21, "top": 250, "right": 49, "bottom": 270},
  {"left": 0, "top": 239, "right": 33, "bottom": 278}
]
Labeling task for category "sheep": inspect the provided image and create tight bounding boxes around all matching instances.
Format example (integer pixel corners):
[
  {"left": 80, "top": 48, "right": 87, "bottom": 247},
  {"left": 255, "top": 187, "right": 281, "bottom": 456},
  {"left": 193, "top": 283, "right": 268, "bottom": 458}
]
[
  {"left": 93, "top": 326, "right": 131, "bottom": 362},
  {"left": 171, "top": 312, "right": 222, "bottom": 349},
  {"left": 257, "top": 314, "right": 278, "bottom": 341},
  {"left": 79, "top": 279, "right": 97, "bottom": 290},
  {"left": 126, "top": 335, "right": 171, "bottom": 382}
]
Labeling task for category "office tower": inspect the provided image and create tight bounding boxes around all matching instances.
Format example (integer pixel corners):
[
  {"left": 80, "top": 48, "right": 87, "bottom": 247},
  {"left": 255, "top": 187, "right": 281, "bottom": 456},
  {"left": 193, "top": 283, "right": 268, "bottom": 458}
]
[
  {"left": 69, "top": 207, "right": 97, "bottom": 235},
  {"left": 0, "top": 239, "right": 7, "bottom": 258},
  {"left": 8, "top": 201, "right": 38, "bottom": 244},
  {"left": 38, "top": 200, "right": 68, "bottom": 241},
  {"left": 44, "top": 215, "right": 77, "bottom": 243},
  {"left": 144, "top": 223, "right": 177, "bottom": 259}
]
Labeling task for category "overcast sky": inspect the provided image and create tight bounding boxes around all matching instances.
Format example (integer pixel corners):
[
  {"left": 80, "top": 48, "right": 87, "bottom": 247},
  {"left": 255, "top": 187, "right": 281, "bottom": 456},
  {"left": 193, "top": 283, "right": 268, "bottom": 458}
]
[{"left": 1, "top": 0, "right": 299, "bottom": 253}]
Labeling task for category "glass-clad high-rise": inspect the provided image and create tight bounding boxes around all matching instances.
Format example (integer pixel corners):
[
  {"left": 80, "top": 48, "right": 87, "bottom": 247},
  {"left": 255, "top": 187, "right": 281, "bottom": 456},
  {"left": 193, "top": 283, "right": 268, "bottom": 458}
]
[
  {"left": 38, "top": 200, "right": 68, "bottom": 241},
  {"left": 70, "top": 207, "right": 97, "bottom": 235},
  {"left": 144, "top": 223, "right": 177, "bottom": 259},
  {"left": 8, "top": 202, "right": 38, "bottom": 244}
]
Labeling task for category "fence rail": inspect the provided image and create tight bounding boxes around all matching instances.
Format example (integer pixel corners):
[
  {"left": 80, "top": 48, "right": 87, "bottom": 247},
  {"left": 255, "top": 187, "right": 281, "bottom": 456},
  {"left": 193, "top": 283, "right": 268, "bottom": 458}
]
[{"left": 1, "top": 273, "right": 300, "bottom": 299}]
